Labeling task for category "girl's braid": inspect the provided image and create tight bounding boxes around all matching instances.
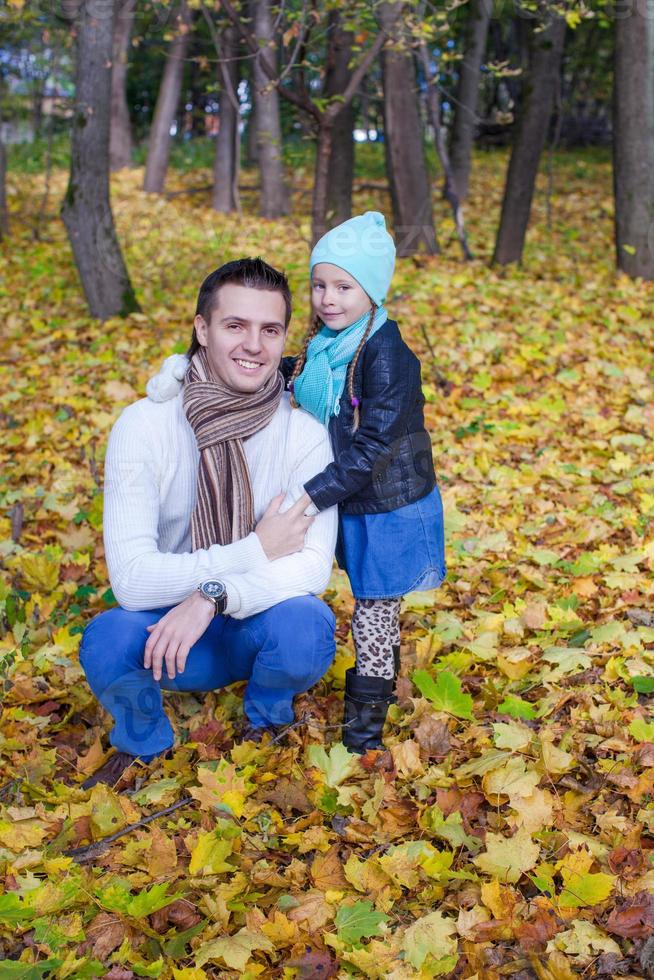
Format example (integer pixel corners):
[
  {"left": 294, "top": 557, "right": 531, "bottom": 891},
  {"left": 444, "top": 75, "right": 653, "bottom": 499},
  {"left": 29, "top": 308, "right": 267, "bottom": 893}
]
[
  {"left": 289, "top": 314, "right": 322, "bottom": 408},
  {"left": 347, "top": 304, "right": 376, "bottom": 431}
]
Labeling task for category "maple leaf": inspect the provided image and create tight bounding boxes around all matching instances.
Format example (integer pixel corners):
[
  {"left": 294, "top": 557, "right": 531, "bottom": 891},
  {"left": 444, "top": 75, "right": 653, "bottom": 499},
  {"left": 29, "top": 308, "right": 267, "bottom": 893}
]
[
  {"left": 542, "top": 647, "right": 591, "bottom": 680},
  {"left": 311, "top": 844, "right": 349, "bottom": 890},
  {"left": 306, "top": 742, "right": 359, "bottom": 787},
  {"left": 473, "top": 828, "right": 540, "bottom": 883},
  {"left": 412, "top": 669, "right": 474, "bottom": 719},
  {"left": 188, "top": 830, "right": 235, "bottom": 876},
  {"left": 401, "top": 910, "right": 458, "bottom": 972},
  {"left": 540, "top": 734, "right": 576, "bottom": 774},
  {"left": 456, "top": 905, "right": 490, "bottom": 941},
  {"left": 515, "top": 908, "right": 560, "bottom": 951},
  {"left": 335, "top": 900, "right": 389, "bottom": 944},
  {"left": 195, "top": 927, "right": 273, "bottom": 969},
  {"left": 16, "top": 553, "right": 61, "bottom": 593},
  {"left": 629, "top": 716, "right": 654, "bottom": 741},
  {"left": 420, "top": 804, "right": 480, "bottom": 851},
  {"left": 548, "top": 920, "right": 620, "bottom": 957},
  {"left": 492, "top": 720, "right": 533, "bottom": 750},
  {"left": 631, "top": 676, "right": 654, "bottom": 694},
  {"left": 151, "top": 899, "right": 202, "bottom": 934},
  {"left": 0, "top": 960, "right": 63, "bottom": 978},
  {"left": 497, "top": 694, "right": 538, "bottom": 720},
  {"left": 286, "top": 890, "right": 334, "bottom": 928},
  {"left": 605, "top": 891, "right": 654, "bottom": 938},
  {"left": 85, "top": 912, "right": 130, "bottom": 960},
  {"left": 555, "top": 848, "right": 616, "bottom": 908},
  {"left": 558, "top": 871, "right": 615, "bottom": 909},
  {"left": 390, "top": 738, "right": 424, "bottom": 776},
  {"left": 482, "top": 755, "right": 539, "bottom": 801},
  {"left": 412, "top": 714, "right": 452, "bottom": 757},
  {"left": 131, "top": 777, "right": 181, "bottom": 806},
  {"left": 285, "top": 952, "right": 338, "bottom": 979},
  {"left": 189, "top": 760, "right": 256, "bottom": 817},
  {"left": 88, "top": 783, "right": 130, "bottom": 838},
  {"left": 95, "top": 881, "right": 185, "bottom": 920},
  {"left": 262, "top": 777, "right": 312, "bottom": 814}
]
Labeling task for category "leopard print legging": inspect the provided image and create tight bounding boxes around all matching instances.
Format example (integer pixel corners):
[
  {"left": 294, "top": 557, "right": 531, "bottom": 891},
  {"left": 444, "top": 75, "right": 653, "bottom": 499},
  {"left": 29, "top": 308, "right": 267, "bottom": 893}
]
[{"left": 351, "top": 598, "right": 401, "bottom": 679}]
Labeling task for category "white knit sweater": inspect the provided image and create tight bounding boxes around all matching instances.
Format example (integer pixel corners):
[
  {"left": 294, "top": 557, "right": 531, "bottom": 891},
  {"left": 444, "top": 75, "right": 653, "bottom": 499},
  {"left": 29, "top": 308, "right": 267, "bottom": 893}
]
[{"left": 103, "top": 390, "right": 337, "bottom": 618}]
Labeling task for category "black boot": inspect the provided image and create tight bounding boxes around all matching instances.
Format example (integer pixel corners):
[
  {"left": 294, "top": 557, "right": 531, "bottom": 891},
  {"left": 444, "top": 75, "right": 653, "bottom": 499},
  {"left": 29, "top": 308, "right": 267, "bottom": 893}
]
[
  {"left": 393, "top": 644, "right": 401, "bottom": 679},
  {"left": 342, "top": 668, "right": 395, "bottom": 754}
]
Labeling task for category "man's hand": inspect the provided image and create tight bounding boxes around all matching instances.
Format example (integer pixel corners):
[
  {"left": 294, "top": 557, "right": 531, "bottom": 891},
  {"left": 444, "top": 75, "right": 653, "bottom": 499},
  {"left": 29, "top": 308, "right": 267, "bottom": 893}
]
[
  {"left": 255, "top": 493, "right": 315, "bottom": 561},
  {"left": 144, "top": 591, "right": 214, "bottom": 681}
]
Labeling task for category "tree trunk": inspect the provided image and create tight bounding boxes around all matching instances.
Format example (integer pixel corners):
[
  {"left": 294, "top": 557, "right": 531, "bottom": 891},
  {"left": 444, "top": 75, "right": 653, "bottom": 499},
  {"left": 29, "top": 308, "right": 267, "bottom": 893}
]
[
  {"left": 418, "top": 42, "right": 473, "bottom": 260},
  {"left": 0, "top": 137, "right": 8, "bottom": 240},
  {"left": 311, "top": 121, "right": 335, "bottom": 244},
  {"left": 449, "top": 0, "right": 491, "bottom": 201},
  {"left": 186, "top": 55, "right": 206, "bottom": 138},
  {"left": 32, "top": 80, "right": 45, "bottom": 139},
  {"left": 212, "top": 26, "right": 240, "bottom": 213},
  {"left": 61, "top": 0, "right": 139, "bottom": 319},
  {"left": 379, "top": 2, "right": 438, "bottom": 256},
  {"left": 360, "top": 74, "right": 371, "bottom": 137},
  {"left": 246, "top": 104, "right": 259, "bottom": 166},
  {"left": 324, "top": 13, "right": 355, "bottom": 227},
  {"left": 218, "top": 0, "right": 385, "bottom": 243},
  {"left": 613, "top": 0, "right": 654, "bottom": 280},
  {"left": 143, "top": 1, "right": 191, "bottom": 193},
  {"left": 492, "top": 8, "right": 566, "bottom": 266},
  {"left": 110, "top": 0, "right": 136, "bottom": 171},
  {"left": 253, "top": 0, "right": 288, "bottom": 217}
]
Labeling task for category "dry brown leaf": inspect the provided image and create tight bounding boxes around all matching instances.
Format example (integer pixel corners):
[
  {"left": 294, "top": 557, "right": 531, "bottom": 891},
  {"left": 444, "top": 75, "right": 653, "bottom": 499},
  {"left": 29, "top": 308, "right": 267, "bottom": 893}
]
[
  {"left": 413, "top": 715, "right": 451, "bottom": 759},
  {"left": 605, "top": 891, "right": 654, "bottom": 938},
  {"left": 262, "top": 777, "right": 313, "bottom": 814},
  {"left": 311, "top": 845, "right": 349, "bottom": 891},
  {"left": 85, "top": 912, "right": 130, "bottom": 959}
]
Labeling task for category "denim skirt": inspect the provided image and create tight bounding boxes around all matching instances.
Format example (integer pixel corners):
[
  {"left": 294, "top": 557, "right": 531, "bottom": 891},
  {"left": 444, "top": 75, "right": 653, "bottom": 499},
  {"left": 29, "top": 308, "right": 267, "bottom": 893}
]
[{"left": 335, "top": 485, "right": 447, "bottom": 599}]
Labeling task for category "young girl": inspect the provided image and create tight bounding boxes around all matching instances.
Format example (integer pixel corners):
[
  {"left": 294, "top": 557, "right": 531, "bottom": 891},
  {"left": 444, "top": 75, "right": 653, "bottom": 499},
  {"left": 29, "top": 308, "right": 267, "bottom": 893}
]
[{"left": 287, "top": 211, "right": 446, "bottom": 753}]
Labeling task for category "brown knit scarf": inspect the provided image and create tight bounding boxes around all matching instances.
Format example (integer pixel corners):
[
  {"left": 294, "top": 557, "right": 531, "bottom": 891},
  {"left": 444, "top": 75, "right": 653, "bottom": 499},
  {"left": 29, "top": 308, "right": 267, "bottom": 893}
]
[{"left": 183, "top": 347, "right": 284, "bottom": 548}]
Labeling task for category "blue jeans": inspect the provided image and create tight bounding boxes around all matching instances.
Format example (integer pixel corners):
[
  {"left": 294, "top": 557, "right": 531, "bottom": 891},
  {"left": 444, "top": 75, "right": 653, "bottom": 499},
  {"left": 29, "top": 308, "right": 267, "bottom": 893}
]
[{"left": 79, "top": 596, "right": 336, "bottom": 760}]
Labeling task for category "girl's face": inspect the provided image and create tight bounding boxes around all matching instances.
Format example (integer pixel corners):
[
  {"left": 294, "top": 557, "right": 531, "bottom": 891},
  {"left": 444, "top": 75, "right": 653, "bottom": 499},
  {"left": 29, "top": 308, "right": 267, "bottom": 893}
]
[{"left": 311, "top": 263, "right": 372, "bottom": 331}]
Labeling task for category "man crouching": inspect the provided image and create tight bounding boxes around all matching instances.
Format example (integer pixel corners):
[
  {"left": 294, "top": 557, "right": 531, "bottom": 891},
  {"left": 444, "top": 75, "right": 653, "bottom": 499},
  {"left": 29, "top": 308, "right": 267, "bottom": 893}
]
[{"left": 79, "top": 258, "right": 337, "bottom": 788}]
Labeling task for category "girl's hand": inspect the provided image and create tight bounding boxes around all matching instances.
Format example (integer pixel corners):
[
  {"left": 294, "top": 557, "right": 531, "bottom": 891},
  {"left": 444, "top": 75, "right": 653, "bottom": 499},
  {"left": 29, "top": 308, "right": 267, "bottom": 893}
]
[
  {"left": 255, "top": 493, "right": 315, "bottom": 561},
  {"left": 297, "top": 491, "right": 314, "bottom": 513}
]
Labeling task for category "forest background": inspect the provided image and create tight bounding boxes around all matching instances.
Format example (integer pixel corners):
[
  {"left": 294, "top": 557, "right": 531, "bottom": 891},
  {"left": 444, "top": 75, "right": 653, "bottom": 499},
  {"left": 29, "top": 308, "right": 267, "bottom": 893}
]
[{"left": 1, "top": 0, "right": 654, "bottom": 977}]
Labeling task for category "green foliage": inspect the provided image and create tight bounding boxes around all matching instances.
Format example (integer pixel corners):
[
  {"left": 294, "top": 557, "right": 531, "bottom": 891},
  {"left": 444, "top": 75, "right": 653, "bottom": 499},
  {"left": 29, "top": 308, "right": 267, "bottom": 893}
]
[
  {"left": 7, "top": 134, "right": 71, "bottom": 174},
  {"left": 631, "top": 676, "right": 654, "bottom": 694},
  {"left": 96, "top": 881, "right": 185, "bottom": 919},
  {"left": 497, "top": 694, "right": 538, "bottom": 720},
  {"left": 412, "top": 669, "right": 474, "bottom": 720},
  {"left": 335, "top": 900, "right": 389, "bottom": 944}
]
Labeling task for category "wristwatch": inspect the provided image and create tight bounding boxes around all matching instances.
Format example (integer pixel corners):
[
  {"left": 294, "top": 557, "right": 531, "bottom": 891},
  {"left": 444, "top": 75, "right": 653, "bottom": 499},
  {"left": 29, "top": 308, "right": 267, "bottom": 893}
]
[{"left": 196, "top": 580, "right": 228, "bottom": 616}]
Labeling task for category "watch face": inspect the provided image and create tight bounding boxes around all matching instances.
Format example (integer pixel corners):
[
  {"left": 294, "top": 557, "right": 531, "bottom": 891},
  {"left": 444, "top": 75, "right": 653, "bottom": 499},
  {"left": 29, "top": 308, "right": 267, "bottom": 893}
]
[{"left": 202, "top": 581, "right": 226, "bottom": 600}]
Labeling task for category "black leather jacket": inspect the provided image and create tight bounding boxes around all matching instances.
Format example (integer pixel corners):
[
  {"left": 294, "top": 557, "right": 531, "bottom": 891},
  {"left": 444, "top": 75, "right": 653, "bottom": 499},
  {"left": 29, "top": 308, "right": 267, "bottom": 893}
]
[{"left": 282, "top": 319, "right": 436, "bottom": 514}]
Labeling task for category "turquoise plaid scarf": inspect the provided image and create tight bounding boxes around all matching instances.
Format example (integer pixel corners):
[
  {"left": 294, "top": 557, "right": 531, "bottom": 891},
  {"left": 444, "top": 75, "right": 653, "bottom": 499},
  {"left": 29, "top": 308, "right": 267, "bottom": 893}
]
[{"left": 292, "top": 306, "right": 388, "bottom": 425}]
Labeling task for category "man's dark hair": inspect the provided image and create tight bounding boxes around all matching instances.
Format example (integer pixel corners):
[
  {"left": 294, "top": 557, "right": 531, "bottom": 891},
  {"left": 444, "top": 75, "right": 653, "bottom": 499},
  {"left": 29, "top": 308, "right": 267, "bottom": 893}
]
[{"left": 187, "top": 257, "right": 292, "bottom": 357}]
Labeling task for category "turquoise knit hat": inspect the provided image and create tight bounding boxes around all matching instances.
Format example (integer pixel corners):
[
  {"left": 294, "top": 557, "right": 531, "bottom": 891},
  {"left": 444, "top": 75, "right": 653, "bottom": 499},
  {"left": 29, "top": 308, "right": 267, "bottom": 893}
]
[{"left": 309, "top": 211, "right": 396, "bottom": 307}]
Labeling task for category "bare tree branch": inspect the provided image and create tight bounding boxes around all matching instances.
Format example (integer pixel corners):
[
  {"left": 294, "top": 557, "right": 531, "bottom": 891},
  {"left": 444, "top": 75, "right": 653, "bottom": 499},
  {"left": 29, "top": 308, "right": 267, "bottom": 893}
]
[
  {"left": 221, "top": 0, "right": 386, "bottom": 122},
  {"left": 326, "top": 30, "right": 388, "bottom": 118},
  {"left": 219, "top": 0, "right": 318, "bottom": 116},
  {"left": 417, "top": 39, "right": 473, "bottom": 260},
  {"left": 200, "top": 3, "right": 242, "bottom": 212}
]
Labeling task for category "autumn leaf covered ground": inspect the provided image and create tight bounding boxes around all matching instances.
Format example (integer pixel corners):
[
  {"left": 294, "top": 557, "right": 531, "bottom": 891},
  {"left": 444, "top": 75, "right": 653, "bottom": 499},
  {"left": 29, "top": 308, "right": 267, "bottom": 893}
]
[{"left": 1, "top": 148, "right": 654, "bottom": 979}]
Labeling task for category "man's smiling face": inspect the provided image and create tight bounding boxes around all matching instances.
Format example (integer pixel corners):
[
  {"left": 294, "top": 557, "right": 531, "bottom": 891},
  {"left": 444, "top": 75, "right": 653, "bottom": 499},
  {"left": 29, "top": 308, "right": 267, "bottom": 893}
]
[{"left": 194, "top": 283, "right": 287, "bottom": 393}]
